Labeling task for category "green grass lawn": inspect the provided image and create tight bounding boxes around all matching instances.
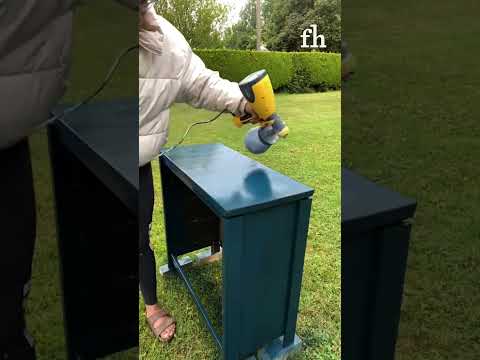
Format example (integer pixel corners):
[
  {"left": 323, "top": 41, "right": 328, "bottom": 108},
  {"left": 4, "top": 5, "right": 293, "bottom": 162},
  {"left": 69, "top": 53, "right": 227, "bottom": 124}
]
[
  {"left": 139, "top": 91, "right": 341, "bottom": 359},
  {"left": 343, "top": 1, "right": 480, "bottom": 359}
]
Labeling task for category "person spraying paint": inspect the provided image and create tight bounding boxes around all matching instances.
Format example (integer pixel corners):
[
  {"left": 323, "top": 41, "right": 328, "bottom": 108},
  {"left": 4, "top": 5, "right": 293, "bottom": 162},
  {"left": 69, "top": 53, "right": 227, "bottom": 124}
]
[{"left": 138, "top": 6, "right": 261, "bottom": 342}]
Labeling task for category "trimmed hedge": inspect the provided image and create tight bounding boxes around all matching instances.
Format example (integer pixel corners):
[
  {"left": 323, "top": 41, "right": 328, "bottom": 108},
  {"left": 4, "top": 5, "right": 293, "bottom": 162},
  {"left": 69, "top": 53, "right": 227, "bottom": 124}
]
[
  {"left": 194, "top": 49, "right": 340, "bottom": 93},
  {"left": 289, "top": 52, "right": 341, "bottom": 92},
  {"left": 194, "top": 49, "right": 293, "bottom": 90}
]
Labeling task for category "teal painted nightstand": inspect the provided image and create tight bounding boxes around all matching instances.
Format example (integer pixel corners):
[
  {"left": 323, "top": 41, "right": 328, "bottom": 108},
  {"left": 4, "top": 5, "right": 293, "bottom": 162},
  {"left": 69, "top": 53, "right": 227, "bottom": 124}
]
[{"left": 159, "top": 144, "right": 314, "bottom": 360}]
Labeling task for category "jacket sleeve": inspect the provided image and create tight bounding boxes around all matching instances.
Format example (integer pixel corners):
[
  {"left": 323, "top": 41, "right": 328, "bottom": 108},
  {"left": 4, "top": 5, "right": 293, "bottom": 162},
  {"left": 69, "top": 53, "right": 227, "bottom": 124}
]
[{"left": 177, "top": 51, "right": 248, "bottom": 116}]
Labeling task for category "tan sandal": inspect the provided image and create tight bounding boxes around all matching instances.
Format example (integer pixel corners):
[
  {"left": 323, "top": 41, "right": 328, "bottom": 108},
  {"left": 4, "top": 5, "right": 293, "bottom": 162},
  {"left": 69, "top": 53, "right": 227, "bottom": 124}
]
[{"left": 146, "top": 309, "right": 176, "bottom": 343}]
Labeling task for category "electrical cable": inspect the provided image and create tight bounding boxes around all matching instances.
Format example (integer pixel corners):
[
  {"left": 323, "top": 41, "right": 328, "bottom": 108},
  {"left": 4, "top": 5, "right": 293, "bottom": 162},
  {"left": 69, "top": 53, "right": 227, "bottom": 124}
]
[
  {"left": 41, "top": 40, "right": 227, "bottom": 159},
  {"left": 43, "top": 44, "right": 139, "bottom": 126},
  {"left": 157, "top": 110, "right": 226, "bottom": 158}
]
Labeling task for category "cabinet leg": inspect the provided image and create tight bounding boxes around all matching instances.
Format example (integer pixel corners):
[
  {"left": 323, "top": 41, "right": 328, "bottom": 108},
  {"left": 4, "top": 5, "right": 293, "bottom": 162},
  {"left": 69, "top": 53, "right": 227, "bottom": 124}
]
[
  {"left": 283, "top": 199, "right": 312, "bottom": 347},
  {"left": 222, "top": 217, "right": 244, "bottom": 360}
]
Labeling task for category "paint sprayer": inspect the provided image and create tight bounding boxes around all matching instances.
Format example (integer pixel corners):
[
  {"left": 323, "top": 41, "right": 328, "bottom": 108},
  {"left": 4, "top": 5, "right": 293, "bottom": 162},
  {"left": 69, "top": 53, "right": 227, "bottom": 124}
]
[{"left": 233, "top": 70, "right": 289, "bottom": 154}]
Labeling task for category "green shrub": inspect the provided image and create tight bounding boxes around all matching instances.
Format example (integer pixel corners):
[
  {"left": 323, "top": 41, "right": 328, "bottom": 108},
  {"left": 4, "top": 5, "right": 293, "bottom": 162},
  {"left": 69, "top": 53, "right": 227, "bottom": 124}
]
[
  {"left": 287, "top": 63, "right": 314, "bottom": 93},
  {"left": 291, "top": 52, "right": 341, "bottom": 91},
  {"left": 194, "top": 49, "right": 340, "bottom": 93}
]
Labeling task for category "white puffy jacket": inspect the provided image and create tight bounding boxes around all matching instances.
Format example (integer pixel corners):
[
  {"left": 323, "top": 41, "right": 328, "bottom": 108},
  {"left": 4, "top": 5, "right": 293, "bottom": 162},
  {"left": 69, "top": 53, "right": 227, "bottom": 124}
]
[
  {"left": 0, "top": 1, "right": 74, "bottom": 149},
  {"left": 138, "top": 15, "right": 248, "bottom": 167}
]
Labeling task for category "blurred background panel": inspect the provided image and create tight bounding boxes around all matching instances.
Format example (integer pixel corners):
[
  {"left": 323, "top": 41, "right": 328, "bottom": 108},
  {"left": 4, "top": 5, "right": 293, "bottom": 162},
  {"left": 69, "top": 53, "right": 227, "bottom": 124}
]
[
  {"left": 342, "top": 1, "right": 480, "bottom": 359},
  {"left": 28, "top": 1, "right": 137, "bottom": 359}
]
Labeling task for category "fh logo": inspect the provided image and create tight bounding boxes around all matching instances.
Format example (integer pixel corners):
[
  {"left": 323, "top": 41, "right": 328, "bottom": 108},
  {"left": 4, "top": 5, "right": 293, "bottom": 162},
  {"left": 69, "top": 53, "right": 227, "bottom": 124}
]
[{"left": 301, "top": 25, "right": 327, "bottom": 49}]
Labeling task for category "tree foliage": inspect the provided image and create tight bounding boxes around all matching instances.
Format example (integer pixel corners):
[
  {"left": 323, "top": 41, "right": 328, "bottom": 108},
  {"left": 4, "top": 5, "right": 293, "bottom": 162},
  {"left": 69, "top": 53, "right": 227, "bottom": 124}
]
[
  {"left": 223, "top": 0, "right": 257, "bottom": 50},
  {"left": 264, "top": 0, "right": 341, "bottom": 52},
  {"left": 156, "top": 0, "right": 228, "bottom": 49},
  {"left": 223, "top": 0, "right": 340, "bottom": 52}
]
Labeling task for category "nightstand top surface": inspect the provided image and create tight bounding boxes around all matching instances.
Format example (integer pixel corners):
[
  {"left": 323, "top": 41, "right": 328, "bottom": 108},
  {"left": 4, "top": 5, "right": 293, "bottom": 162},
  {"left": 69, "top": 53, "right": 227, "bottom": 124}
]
[{"left": 163, "top": 144, "right": 314, "bottom": 217}]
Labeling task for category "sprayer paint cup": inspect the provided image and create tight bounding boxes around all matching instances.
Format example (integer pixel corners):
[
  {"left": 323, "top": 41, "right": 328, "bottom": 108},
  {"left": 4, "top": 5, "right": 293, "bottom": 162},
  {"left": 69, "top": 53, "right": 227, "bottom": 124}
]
[{"left": 245, "top": 126, "right": 279, "bottom": 154}]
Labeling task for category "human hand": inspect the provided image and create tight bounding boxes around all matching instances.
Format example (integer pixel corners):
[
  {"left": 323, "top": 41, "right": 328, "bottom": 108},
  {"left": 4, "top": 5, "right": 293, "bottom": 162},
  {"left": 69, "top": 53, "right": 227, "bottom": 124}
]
[{"left": 245, "top": 103, "right": 261, "bottom": 124}]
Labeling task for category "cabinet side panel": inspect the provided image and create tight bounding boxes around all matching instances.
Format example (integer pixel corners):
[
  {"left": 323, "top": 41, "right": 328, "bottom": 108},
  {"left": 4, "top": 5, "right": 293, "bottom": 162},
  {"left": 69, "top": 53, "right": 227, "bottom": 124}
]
[
  {"left": 49, "top": 128, "right": 138, "bottom": 358},
  {"left": 342, "top": 230, "right": 378, "bottom": 360},
  {"left": 238, "top": 202, "right": 298, "bottom": 357}
]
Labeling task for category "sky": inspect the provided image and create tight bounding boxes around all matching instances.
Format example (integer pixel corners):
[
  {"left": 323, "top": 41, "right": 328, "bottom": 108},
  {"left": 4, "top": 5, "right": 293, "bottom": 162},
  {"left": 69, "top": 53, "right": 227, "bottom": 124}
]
[{"left": 219, "top": 0, "right": 249, "bottom": 26}]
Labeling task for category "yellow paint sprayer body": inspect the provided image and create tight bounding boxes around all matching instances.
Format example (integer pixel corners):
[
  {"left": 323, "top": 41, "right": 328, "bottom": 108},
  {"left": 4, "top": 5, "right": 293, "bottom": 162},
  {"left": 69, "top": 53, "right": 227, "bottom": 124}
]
[{"left": 234, "top": 70, "right": 289, "bottom": 154}]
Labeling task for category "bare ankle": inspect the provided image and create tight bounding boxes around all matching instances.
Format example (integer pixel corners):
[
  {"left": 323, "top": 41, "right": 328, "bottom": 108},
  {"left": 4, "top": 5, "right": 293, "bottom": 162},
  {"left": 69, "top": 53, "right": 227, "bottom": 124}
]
[{"left": 145, "top": 303, "right": 159, "bottom": 315}]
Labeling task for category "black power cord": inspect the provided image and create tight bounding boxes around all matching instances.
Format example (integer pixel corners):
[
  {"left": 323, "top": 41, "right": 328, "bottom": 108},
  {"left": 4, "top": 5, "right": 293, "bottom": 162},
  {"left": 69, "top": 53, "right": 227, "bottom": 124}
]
[
  {"left": 44, "top": 44, "right": 138, "bottom": 126},
  {"left": 157, "top": 110, "right": 226, "bottom": 158}
]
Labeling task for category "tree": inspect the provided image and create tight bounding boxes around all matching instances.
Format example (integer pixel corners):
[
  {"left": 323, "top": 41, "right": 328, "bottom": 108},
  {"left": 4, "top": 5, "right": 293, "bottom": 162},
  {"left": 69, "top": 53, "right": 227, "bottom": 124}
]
[
  {"left": 223, "top": 0, "right": 257, "bottom": 50},
  {"left": 256, "top": 0, "right": 262, "bottom": 50},
  {"left": 156, "top": 0, "right": 228, "bottom": 49},
  {"left": 263, "top": 0, "right": 341, "bottom": 52}
]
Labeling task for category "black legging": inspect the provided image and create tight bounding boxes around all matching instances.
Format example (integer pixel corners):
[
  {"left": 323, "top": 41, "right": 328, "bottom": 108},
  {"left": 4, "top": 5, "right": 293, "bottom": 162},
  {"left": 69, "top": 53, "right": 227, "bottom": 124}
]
[
  {"left": 139, "top": 162, "right": 158, "bottom": 305},
  {"left": 0, "top": 139, "right": 37, "bottom": 359}
]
